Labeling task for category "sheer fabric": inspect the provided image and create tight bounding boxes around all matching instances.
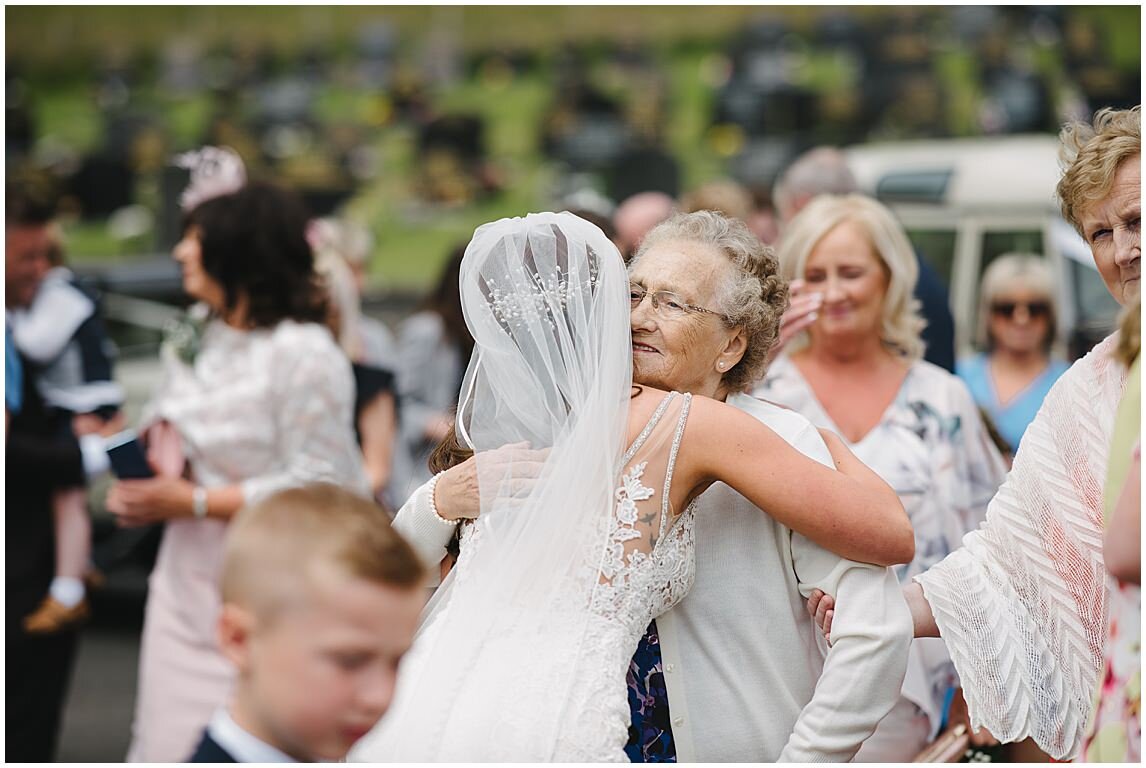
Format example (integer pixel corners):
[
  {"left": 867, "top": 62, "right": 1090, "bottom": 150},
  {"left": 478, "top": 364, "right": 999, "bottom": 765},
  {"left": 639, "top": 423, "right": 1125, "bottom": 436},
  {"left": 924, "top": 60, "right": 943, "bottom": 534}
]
[
  {"left": 350, "top": 213, "right": 699, "bottom": 761},
  {"left": 916, "top": 334, "right": 1127, "bottom": 760}
]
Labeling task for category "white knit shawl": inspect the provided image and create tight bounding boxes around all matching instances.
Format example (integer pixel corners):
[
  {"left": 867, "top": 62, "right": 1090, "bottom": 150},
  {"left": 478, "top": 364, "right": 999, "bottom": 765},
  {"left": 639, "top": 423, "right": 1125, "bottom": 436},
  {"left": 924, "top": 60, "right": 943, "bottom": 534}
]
[{"left": 915, "top": 333, "right": 1127, "bottom": 760}]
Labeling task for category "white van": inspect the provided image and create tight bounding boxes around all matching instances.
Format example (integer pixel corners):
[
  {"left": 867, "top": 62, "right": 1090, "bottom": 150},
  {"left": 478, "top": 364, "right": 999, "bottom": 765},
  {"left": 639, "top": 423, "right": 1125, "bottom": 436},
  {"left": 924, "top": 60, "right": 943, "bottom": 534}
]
[{"left": 844, "top": 135, "right": 1121, "bottom": 359}]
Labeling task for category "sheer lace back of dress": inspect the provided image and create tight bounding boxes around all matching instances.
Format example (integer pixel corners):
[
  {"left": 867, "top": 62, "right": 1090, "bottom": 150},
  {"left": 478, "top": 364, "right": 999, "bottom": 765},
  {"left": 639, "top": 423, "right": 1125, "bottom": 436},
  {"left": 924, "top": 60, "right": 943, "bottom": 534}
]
[{"left": 596, "top": 391, "right": 697, "bottom": 603}]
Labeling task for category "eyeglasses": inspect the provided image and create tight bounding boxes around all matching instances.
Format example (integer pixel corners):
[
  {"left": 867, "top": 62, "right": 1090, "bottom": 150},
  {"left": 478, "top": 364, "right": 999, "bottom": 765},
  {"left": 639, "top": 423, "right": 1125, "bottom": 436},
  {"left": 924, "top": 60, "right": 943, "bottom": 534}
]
[
  {"left": 991, "top": 300, "right": 1051, "bottom": 320},
  {"left": 629, "top": 284, "right": 726, "bottom": 320}
]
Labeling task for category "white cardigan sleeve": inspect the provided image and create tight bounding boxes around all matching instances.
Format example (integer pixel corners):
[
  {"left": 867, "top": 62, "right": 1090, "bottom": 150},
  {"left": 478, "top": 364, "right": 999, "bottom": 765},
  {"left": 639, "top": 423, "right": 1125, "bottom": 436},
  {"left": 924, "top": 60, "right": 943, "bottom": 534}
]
[
  {"left": 780, "top": 542, "right": 912, "bottom": 762},
  {"left": 915, "top": 334, "right": 1125, "bottom": 760},
  {"left": 393, "top": 479, "right": 457, "bottom": 588}
]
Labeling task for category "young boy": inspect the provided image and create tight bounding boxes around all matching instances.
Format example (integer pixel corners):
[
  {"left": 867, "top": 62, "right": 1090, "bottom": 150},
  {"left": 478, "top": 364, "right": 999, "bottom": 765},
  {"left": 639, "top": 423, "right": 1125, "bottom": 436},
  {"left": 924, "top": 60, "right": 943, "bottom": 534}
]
[
  {"left": 188, "top": 483, "right": 426, "bottom": 762},
  {"left": 9, "top": 232, "right": 124, "bottom": 632}
]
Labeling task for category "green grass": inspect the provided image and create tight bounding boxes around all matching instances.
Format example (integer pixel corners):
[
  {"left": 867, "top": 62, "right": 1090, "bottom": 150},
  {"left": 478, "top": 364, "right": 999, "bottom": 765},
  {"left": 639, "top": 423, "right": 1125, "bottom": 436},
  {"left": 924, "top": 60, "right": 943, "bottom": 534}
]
[{"left": 12, "top": 5, "right": 1141, "bottom": 292}]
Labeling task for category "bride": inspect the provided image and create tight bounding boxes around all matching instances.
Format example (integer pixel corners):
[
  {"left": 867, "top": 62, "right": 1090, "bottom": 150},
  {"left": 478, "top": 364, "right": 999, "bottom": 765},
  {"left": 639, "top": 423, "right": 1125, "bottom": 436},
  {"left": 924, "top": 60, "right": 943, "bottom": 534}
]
[{"left": 351, "top": 212, "right": 910, "bottom": 761}]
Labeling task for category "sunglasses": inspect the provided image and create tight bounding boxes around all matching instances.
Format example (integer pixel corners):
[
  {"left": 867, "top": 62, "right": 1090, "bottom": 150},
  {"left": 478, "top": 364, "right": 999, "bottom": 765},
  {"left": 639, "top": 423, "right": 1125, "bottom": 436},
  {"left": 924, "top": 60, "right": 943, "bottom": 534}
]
[{"left": 991, "top": 301, "right": 1051, "bottom": 320}]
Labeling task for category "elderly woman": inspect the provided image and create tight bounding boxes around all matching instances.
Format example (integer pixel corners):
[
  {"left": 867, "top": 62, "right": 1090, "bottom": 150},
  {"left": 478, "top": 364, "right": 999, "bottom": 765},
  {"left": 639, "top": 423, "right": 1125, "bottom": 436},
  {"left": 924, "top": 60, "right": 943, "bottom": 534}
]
[
  {"left": 957, "top": 253, "right": 1069, "bottom": 458},
  {"left": 753, "top": 193, "right": 1007, "bottom": 760},
  {"left": 812, "top": 106, "right": 1140, "bottom": 761},
  {"left": 387, "top": 211, "right": 916, "bottom": 762},
  {"left": 107, "top": 169, "right": 368, "bottom": 762}
]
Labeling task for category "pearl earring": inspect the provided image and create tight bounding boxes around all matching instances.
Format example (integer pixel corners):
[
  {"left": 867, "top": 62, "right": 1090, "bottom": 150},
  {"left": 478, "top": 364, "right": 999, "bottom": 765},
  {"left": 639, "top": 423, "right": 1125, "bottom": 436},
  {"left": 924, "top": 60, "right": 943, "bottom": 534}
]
[{"left": 717, "top": 362, "right": 725, "bottom": 370}]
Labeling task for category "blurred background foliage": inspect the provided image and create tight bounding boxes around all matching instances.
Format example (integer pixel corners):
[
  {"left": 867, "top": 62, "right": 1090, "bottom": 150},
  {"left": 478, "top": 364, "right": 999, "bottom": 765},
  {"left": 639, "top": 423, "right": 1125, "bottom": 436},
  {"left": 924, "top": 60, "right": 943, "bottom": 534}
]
[{"left": 6, "top": 5, "right": 1141, "bottom": 291}]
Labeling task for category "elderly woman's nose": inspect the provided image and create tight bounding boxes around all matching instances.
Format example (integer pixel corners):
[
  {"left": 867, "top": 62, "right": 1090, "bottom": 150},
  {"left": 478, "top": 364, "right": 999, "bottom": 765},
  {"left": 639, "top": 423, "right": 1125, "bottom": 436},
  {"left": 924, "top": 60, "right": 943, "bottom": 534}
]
[{"left": 630, "top": 296, "right": 656, "bottom": 328}]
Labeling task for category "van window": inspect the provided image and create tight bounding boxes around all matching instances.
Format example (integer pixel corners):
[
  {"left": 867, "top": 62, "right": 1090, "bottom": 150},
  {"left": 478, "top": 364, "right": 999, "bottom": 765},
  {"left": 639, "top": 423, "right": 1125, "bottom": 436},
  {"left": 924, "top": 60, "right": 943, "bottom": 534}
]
[
  {"left": 979, "top": 230, "right": 1044, "bottom": 276},
  {"left": 1072, "top": 260, "right": 1122, "bottom": 328},
  {"left": 905, "top": 229, "right": 957, "bottom": 285}
]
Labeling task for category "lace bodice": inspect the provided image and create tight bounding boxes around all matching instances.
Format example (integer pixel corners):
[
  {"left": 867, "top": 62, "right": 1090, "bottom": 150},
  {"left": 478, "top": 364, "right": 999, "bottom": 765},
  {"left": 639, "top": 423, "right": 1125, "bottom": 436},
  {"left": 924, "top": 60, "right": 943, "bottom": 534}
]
[{"left": 564, "top": 391, "right": 699, "bottom": 761}]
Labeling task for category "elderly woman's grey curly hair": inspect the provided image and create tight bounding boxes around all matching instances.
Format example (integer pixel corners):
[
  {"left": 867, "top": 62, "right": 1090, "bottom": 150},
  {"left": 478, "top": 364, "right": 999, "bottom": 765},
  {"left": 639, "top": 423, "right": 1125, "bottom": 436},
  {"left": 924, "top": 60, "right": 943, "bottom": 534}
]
[{"left": 632, "top": 210, "right": 788, "bottom": 393}]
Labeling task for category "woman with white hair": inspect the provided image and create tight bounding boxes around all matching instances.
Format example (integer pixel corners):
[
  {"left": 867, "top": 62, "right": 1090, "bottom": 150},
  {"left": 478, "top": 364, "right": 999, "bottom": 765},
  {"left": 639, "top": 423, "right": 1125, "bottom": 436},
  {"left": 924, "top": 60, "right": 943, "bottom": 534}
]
[
  {"left": 754, "top": 193, "right": 1008, "bottom": 760},
  {"left": 957, "top": 254, "right": 1069, "bottom": 459}
]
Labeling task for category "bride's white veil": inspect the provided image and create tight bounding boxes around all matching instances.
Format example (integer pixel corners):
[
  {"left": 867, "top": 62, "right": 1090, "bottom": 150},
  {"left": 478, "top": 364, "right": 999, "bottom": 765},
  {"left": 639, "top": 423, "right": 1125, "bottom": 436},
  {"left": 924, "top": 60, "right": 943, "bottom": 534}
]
[{"left": 359, "top": 212, "right": 632, "bottom": 759}]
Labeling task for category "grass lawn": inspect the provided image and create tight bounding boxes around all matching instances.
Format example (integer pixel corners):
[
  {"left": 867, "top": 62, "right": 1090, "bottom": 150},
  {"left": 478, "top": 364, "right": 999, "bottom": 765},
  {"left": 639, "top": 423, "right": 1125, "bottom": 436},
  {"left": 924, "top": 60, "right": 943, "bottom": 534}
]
[{"left": 14, "top": 6, "right": 1140, "bottom": 292}]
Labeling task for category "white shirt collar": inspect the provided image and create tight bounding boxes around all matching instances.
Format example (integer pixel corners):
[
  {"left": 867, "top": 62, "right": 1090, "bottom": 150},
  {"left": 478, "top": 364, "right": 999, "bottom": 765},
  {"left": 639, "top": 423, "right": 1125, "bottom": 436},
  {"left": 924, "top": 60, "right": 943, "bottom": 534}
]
[{"left": 208, "top": 708, "right": 297, "bottom": 763}]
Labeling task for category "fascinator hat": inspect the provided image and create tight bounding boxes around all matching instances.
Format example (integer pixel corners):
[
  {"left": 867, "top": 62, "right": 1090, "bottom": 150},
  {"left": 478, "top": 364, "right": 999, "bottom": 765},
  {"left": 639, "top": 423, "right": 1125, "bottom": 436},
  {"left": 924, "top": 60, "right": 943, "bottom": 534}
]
[{"left": 173, "top": 146, "right": 247, "bottom": 211}]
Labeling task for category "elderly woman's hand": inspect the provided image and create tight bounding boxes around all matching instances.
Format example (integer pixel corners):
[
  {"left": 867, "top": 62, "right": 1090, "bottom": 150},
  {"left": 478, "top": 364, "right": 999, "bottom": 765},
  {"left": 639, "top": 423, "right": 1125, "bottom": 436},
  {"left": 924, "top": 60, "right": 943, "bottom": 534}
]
[
  {"left": 434, "top": 455, "right": 483, "bottom": 521},
  {"left": 806, "top": 588, "right": 836, "bottom": 646},
  {"left": 434, "top": 442, "right": 550, "bottom": 521},
  {"left": 106, "top": 476, "right": 195, "bottom": 527},
  {"left": 770, "top": 279, "right": 823, "bottom": 361}
]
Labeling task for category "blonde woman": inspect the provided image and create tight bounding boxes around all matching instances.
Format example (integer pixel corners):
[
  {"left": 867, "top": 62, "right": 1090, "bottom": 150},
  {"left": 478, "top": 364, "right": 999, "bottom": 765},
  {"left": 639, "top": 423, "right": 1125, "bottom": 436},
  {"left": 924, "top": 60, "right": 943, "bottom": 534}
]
[
  {"left": 957, "top": 254, "right": 1069, "bottom": 457},
  {"left": 754, "top": 193, "right": 1008, "bottom": 760}
]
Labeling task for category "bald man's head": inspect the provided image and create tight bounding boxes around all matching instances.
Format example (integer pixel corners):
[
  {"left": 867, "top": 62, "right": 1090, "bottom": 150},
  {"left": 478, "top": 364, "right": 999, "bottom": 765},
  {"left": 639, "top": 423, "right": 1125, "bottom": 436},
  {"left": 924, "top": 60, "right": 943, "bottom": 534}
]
[
  {"left": 613, "top": 191, "right": 676, "bottom": 261},
  {"left": 773, "top": 147, "right": 858, "bottom": 228}
]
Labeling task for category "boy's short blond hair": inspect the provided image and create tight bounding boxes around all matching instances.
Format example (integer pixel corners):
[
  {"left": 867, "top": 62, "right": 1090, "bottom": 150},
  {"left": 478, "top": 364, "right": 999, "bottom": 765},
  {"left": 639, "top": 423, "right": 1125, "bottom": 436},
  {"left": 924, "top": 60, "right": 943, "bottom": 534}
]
[{"left": 221, "top": 483, "right": 425, "bottom": 620}]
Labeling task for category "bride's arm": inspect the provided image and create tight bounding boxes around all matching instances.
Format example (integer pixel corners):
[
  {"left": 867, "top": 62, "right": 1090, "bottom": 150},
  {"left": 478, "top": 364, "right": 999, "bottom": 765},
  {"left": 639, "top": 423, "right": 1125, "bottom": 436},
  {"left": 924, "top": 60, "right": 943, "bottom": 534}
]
[{"left": 681, "top": 395, "right": 913, "bottom": 566}]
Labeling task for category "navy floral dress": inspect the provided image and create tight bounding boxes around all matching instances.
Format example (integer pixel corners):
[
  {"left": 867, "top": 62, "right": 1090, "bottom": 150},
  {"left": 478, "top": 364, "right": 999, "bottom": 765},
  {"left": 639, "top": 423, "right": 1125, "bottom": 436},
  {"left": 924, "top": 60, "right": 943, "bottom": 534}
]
[{"left": 624, "top": 620, "right": 676, "bottom": 762}]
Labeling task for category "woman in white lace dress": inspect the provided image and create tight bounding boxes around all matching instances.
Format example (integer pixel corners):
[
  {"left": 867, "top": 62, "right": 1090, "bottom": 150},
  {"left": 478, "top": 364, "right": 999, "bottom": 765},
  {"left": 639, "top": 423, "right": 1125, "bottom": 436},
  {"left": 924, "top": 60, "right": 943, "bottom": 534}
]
[
  {"left": 105, "top": 167, "right": 369, "bottom": 762},
  {"left": 350, "top": 212, "right": 912, "bottom": 761}
]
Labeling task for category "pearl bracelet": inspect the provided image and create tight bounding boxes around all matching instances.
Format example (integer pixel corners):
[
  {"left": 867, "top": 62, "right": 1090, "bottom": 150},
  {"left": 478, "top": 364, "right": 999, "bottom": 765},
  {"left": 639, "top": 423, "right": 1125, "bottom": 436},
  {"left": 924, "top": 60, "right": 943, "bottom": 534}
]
[
  {"left": 427, "top": 471, "right": 456, "bottom": 527},
  {"left": 192, "top": 486, "right": 209, "bottom": 519}
]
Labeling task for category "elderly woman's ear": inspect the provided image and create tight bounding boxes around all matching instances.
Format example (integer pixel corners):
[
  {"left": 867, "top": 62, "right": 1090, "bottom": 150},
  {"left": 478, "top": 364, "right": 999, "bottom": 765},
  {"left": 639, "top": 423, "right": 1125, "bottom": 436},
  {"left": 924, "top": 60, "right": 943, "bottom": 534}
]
[{"left": 716, "top": 328, "right": 748, "bottom": 373}]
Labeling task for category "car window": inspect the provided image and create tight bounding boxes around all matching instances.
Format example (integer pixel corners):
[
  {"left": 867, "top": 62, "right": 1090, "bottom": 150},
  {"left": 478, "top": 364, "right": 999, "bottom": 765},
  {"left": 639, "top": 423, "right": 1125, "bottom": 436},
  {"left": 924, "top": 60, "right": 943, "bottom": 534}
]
[
  {"left": 905, "top": 229, "right": 957, "bottom": 286},
  {"left": 1071, "top": 260, "right": 1122, "bottom": 328}
]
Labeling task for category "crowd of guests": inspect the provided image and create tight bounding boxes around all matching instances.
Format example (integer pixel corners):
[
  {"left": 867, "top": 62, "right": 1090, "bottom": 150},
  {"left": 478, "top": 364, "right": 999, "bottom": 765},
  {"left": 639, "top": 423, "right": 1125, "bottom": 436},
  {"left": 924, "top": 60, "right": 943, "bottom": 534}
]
[{"left": 4, "top": 104, "right": 1139, "bottom": 763}]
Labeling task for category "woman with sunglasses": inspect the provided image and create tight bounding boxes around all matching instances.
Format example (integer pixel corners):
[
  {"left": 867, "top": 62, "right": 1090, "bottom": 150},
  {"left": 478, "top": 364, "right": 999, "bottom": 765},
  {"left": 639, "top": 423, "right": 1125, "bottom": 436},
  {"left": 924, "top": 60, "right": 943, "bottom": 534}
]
[
  {"left": 957, "top": 254, "right": 1069, "bottom": 461},
  {"left": 753, "top": 193, "right": 1008, "bottom": 760}
]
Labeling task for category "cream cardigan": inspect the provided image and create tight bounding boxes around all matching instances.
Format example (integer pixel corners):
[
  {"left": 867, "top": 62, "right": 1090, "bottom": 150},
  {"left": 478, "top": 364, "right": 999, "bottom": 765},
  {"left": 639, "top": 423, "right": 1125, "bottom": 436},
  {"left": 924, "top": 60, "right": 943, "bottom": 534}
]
[{"left": 395, "top": 392, "right": 912, "bottom": 761}]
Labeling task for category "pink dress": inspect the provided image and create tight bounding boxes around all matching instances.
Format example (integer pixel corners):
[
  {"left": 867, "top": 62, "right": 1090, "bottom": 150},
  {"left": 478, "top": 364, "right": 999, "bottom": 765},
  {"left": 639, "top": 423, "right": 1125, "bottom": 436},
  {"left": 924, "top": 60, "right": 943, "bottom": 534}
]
[{"left": 126, "top": 318, "right": 368, "bottom": 762}]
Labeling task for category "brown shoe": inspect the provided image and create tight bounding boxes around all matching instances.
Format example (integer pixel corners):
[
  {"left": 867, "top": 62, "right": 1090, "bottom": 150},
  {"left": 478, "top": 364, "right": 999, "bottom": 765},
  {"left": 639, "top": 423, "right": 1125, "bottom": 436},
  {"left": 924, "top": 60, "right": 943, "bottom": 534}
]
[{"left": 23, "top": 596, "right": 90, "bottom": 634}]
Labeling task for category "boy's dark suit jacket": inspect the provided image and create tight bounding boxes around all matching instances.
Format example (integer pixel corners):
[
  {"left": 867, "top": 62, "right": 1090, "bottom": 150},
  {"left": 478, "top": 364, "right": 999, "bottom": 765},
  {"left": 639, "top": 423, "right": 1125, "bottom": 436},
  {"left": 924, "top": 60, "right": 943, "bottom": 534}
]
[{"left": 187, "top": 730, "right": 237, "bottom": 763}]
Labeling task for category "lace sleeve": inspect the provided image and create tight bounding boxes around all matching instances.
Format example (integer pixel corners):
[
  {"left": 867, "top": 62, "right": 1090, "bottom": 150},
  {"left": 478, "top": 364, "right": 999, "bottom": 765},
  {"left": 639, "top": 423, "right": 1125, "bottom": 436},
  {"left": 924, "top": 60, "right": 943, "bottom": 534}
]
[
  {"left": 915, "top": 336, "right": 1125, "bottom": 759},
  {"left": 240, "top": 327, "right": 369, "bottom": 504}
]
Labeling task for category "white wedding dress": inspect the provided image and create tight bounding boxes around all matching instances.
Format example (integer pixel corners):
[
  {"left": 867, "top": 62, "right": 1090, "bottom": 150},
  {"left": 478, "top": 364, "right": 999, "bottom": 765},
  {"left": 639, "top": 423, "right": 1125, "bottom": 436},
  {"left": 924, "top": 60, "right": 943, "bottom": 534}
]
[{"left": 352, "top": 391, "right": 697, "bottom": 762}]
